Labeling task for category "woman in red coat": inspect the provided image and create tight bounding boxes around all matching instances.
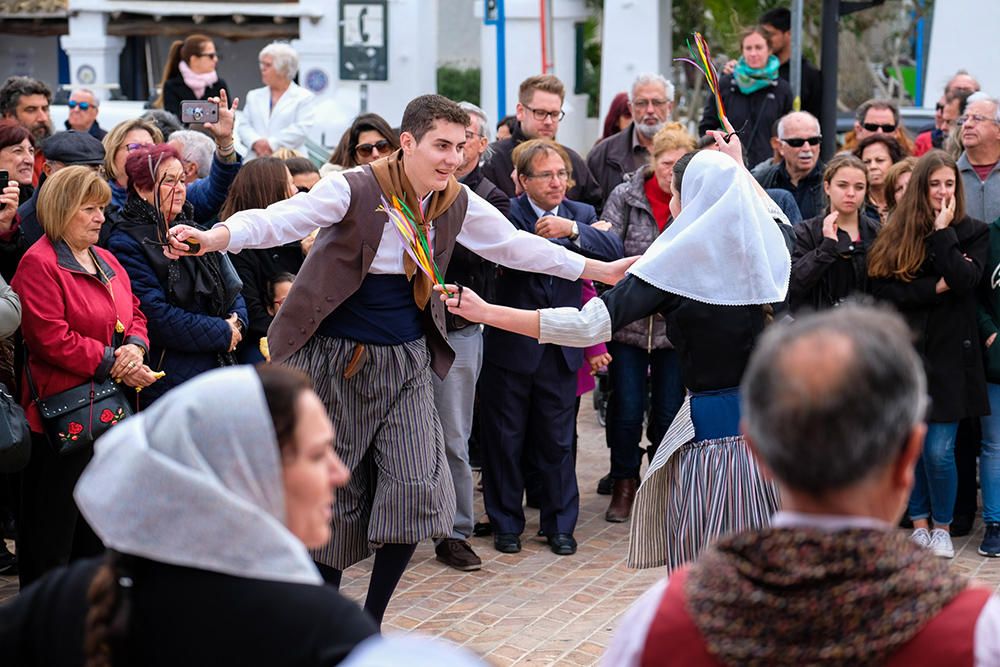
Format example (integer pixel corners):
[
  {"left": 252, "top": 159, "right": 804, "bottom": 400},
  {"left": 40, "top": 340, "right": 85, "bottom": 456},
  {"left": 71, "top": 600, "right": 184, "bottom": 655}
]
[{"left": 11, "top": 166, "right": 154, "bottom": 588}]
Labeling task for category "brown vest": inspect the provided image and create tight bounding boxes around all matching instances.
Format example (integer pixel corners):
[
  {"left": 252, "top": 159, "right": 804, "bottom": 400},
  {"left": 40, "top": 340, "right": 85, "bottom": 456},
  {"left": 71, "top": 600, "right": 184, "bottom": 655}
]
[
  {"left": 639, "top": 567, "right": 993, "bottom": 667},
  {"left": 267, "top": 165, "right": 470, "bottom": 378}
]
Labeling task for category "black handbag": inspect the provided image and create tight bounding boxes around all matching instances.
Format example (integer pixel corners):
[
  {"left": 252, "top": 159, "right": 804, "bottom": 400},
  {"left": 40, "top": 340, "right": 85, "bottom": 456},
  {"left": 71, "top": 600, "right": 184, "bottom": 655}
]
[
  {"left": 25, "top": 351, "right": 132, "bottom": 457},
  {"left": 0, "top": 381, "right": 31, "bottom": 473}
]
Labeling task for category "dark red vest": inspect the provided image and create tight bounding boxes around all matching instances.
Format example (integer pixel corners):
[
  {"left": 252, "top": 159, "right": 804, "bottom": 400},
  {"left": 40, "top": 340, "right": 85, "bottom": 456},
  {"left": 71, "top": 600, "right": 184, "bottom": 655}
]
[{"left": 640, "top": 567, "right": 992, "bottom": 667}]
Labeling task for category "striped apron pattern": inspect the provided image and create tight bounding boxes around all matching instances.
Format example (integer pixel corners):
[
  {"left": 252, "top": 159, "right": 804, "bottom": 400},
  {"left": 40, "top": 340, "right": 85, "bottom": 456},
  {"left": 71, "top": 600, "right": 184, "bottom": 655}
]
[
  {"left": 628, "top": 394, "right": 780, "bottom": 570},
  {"left": 286, "top": 335, "right": 456, "bottom": 570}
]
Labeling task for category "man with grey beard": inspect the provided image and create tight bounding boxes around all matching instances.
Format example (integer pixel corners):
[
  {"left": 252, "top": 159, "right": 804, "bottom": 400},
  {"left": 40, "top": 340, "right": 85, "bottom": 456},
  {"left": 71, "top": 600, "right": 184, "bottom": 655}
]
[
  {"left": 587, "top": 73, "right": 674, "bottom": 198},
  {"left": 755, "top": 110, "right": 825, "bottom": 220}
]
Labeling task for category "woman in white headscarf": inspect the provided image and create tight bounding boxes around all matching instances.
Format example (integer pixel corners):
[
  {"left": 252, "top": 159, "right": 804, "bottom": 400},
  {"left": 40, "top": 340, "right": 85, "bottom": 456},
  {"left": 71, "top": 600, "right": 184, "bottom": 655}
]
[
  {"left": 437, "top": 137, "right": 791, "bottom": 571},
  {"left": 0, "top": 365, "right": 377, "bottom": 665}
]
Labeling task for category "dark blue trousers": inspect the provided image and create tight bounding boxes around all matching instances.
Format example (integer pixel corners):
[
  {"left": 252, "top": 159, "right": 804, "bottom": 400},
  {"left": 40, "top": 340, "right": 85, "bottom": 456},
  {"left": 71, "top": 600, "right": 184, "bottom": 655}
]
[{"left": 479, "top": 347, "right": 579, "bottom": 536}]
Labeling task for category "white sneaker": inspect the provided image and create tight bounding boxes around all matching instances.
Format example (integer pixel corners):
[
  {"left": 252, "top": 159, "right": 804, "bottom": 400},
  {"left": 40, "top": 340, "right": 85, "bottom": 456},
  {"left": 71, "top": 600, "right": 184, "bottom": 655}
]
[
  {"left": 910, "top": 528, "right": 931, "bottom": 548},
  {"left": 929, "top": 529, "right": 955, "bottom": 559}
]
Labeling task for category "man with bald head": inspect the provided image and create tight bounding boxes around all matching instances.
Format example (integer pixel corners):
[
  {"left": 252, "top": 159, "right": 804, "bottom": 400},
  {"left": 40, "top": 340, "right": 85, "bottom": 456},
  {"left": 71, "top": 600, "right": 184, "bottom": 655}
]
[
  {"left": 605, "top": 305, "right": 1000, "bottom": 665},
  {"left": 755, "top": 111, "right": 824, "bottom": 219}
]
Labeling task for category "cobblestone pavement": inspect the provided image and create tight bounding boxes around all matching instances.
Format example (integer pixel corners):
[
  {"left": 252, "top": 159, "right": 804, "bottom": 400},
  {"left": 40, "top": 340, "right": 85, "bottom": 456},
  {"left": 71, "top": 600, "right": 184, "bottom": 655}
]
[{"left": 4, "top": 399, "right": 1000, "bottom": 665}]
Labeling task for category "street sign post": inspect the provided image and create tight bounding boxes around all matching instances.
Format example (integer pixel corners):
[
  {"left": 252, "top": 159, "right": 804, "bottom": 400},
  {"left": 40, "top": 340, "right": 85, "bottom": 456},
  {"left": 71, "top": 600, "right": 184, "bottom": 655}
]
[{"left": 340, "top": 0, "right": 388, "bottom": 113}]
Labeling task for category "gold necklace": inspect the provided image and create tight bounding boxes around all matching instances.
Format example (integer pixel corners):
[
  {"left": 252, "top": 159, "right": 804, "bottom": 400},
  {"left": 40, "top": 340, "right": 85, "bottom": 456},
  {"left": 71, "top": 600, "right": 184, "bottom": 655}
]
[{"left": 92, "top": 250, "right": 125, "bottom": 334}]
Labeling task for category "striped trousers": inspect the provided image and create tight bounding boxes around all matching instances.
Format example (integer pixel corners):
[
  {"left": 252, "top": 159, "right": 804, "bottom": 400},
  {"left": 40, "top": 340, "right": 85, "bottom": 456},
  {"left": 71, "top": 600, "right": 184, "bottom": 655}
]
[{"left": 287, "top": 335, "right": 456, "bottom": 569}]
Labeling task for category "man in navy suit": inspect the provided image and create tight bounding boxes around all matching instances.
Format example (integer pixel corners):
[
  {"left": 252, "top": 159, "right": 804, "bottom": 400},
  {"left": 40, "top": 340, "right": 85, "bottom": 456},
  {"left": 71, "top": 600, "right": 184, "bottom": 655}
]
[{"left": 479, "top": 139, "right": 623, "bottom": 555}]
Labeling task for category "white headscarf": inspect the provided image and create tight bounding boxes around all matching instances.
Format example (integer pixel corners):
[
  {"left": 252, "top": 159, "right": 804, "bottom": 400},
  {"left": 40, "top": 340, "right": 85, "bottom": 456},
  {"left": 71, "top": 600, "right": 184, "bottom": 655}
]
[
  {"left": 627, "top": 150, "right": 790, "bottom": 306},
  {"left": 74, "top": 366, "right": 323, "bottom": 585}
]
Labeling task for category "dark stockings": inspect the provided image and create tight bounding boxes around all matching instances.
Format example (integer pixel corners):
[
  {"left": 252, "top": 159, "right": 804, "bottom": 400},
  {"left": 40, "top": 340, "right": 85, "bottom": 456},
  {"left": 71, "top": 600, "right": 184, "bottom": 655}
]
[{"left": 314, "top": 542, "right": 417, "bottom": 628}]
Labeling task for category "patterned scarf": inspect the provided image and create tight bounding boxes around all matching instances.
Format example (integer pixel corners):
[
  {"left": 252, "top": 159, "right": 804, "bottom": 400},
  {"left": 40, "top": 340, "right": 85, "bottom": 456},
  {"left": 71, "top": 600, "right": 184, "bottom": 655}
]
[
  {"left": 370, "top": 149, "right": 462, "bottom": 308},
  {"left": 733, "top": 55, "right": 780, "bottom": 95},
  {"left": 685, "top": 527, "right": 968, "bottom": 666}
]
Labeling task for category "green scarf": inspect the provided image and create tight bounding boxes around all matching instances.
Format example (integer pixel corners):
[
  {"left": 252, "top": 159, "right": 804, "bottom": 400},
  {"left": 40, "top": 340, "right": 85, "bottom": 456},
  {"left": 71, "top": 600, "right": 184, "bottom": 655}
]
[{"left": 733, "top": 55, "right": 780, "bottom": 95}]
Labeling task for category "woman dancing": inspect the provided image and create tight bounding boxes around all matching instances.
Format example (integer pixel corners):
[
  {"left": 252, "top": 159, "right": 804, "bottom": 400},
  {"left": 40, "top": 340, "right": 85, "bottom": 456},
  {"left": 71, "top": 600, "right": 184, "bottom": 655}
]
[{"left": 437, "top": 134, "right": 791, "bottom": 570}]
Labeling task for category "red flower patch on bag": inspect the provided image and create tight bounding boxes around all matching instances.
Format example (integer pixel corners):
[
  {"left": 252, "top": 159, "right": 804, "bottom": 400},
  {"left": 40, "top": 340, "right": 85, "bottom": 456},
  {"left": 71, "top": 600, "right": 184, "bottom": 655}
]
[
  {"left": 68, "top": 422, "right": 83, "bottom": 435},
  {"left": 100, "top": 409, "right": 115, "bottom": 423}
]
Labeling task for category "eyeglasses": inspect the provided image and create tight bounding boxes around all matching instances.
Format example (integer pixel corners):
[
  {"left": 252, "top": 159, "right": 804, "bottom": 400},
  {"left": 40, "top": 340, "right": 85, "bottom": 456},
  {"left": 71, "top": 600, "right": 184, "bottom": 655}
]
[
  {"left": 125, "top": 142, "right": 151, "bottom": 153},
  {"left": 631, "top": 99, "right": 669, "bottom": 110},
  {"left": 524, "top": 105, "right": 565, "bottom": 122},
  {"left": 780, "top": 136, "right": 822, "bottom": 148},
  {"left": 355, "top": 140, "right": 392, "bottom": 157},
  {"left": 199, "top": 52, "right": 219, "bottom": 60},
  {"left": 67, "top": 100, "right": 93, "bottom": 111},
  {"left": 958, "top": 113, "right": 998, "bottom": 126},
  {"left": 862, "top": 122, "right": 896, "bottom": 133},
  {"left": 526, "top": 170, "right": 569, "bottom": 181}
]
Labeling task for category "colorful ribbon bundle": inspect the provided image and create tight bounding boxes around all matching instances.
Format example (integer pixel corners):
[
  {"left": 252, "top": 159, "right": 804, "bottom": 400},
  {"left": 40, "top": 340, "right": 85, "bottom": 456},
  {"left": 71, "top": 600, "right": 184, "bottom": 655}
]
[
  {"left": 377, "top": 194, "right": 452, "bottom": 295},
  {"left": 676, "top": 32, "right": 728, "bottom": 127}
]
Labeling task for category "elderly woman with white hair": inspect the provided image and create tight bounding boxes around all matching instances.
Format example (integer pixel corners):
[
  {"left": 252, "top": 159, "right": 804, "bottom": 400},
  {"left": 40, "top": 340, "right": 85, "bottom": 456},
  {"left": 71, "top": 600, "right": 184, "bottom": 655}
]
[{"left": 237, "top": 42, "right": 316, "bottom": 159}]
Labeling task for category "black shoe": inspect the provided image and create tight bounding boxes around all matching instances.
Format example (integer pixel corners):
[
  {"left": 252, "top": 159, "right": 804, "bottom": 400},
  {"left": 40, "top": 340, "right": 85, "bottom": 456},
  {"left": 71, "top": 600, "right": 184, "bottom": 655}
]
[
  {"left": 980, "top": 522, "right": 1000, "bottom": 557},
  {"left": 0, "top": 542, "right": 17, "bottom": 575},
  {"left": 546, "top": 533, "right": 577, "bottom": 556},
  {"left": 494, "top": 533, "right": 521, "bottom": 553},
  {"left": 473, "top": 521, "right": 493, "bottom": 537},
  {"left": 597, "top": 473, "right": 612, "bottom": 496},
  {"left": 951, "top": 513, "right": 974, "bottom": 538},
  {"left": 898, "top": 515, "right": 913, "bottom": 530}
]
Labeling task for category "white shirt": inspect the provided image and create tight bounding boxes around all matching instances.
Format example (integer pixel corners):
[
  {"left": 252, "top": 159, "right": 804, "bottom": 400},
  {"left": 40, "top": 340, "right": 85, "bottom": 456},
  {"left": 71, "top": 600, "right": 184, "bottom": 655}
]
[
  {"left": 236, "top": 82, "right": 316, "bottom": 158},
  {"left": 601, "top": 511, "right": 1000, "bottom": 667},
  {"left": 219, "top": 169, "right": 586, "bottom": 281}
]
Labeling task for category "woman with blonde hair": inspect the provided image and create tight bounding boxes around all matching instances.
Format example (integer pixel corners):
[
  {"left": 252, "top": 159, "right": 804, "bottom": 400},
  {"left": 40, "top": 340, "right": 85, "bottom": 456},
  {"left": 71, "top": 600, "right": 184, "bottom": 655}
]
[
  {"left": 868, "top": 149, "right": 989, "bottom": 560},
  {"left": 154, "top": 34, "right": 228, "bottom": 120},
  {"left": 102, "top": 119, "right": 164, "bottom": 211},
  {"left": 884, "top": 156, "right": 918, "bottom": 211},
  {"left": 12, "top": 166, "right": 154, "bottom": 587},
  {"left": 595, "top": 122, "right": 695, "bottom": 519}
]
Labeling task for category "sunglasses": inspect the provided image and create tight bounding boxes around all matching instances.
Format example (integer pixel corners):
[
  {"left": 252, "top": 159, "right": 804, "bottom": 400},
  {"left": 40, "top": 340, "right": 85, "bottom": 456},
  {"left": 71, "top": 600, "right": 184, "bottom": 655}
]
[
  {"left": 356, "top": 139, "right": 392, "bottom": 158},
  {"left": 862, "top": 122, "right": 896, "bottom": 133},
  {"left": 199, "top": 52, "right": 219, "bottom": 60},
  {"left": 67, "top": 100, "right": 92, "bottom": 111},
  {"left": 781, "top": 136, "right": 822, "bottom": 148}
]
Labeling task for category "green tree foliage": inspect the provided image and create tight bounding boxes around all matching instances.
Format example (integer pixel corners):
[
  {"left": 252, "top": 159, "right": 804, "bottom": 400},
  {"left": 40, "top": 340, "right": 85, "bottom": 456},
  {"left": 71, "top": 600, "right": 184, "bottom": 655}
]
[{"left": 437, "top": 66, "right": 481, "bottom": 106}]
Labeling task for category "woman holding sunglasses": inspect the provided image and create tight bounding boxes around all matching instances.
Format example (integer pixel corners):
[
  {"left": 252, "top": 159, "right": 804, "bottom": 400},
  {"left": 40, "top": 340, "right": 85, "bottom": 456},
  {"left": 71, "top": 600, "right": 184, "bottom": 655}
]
[
  {"left": 106, "top": 144, "right": 247, "bottom": 406},
  {"left": 699, "top": 27, "right": 792, "bottom": 167},
  {"left": 789, "top": 154, "right": 880, "bottom": 313},
  {"left": 324, "top": 113, "right": 399, "bottom": 172},
  {"left": 153, "top": 34, "right": 228, "bottom": 121}
]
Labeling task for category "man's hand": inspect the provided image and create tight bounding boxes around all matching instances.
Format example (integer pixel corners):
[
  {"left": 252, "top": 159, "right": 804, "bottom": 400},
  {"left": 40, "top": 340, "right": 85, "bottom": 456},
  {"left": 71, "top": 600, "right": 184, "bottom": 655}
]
[
  {"left": 535, "top": 215, "right": 575, "bottom": 239},
  {"left": 252, "top": 138, "right": 273, "bottom": 157},
  {"left": 164, "top": 224, "right": 230, "bottom": 259},
  {"left": 0, "top": 180, "right": 19, "bottom": 233},
  {"left": 203, "top": 89, "right": 239, "bottom": 143},
  {"left": 591, "top": 221, "right": 612, "bottom": 232}
]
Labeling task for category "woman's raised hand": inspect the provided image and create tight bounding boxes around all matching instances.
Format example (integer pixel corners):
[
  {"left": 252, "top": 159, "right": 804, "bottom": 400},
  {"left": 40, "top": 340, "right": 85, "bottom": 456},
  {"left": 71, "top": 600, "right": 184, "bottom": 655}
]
[
  {"left": 0, "top": 180, "right": 19, "bottom": 233},
  {"left": 434, "top": 284, "right": 491, "bottom": 323},
  {"left": 934, "top": 195, "right": 956, "bottom": 230}
]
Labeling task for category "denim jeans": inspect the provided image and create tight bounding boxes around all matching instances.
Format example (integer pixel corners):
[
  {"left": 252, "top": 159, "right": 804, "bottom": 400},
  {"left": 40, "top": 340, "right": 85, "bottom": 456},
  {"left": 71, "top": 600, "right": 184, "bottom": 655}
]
[
  {"left": 908, "top": 421, "right": 959, "bottom": 525},
  {"left": 605, "top": 342, "right": 685, "bottom": 480},
  {"left": 981, "top": 383, "right": 1000, "bottom": 523}
]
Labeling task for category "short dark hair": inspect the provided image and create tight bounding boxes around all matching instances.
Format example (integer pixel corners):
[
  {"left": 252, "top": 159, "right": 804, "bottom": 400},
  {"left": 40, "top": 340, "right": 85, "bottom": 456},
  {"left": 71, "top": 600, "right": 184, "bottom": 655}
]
[
  {"left": 854, "top": 134, "right": 906, "bottom": 163},
  {"left": 284, "top": 156, "right": 319, "bottom": 177},
  {"left": 671, "top": 151, "right": 699, "bottom": 197},
  {"left": 0, "top": 76, "right": 52, "bottom": 118},
  {"left": 400, "top": 95, "right": 469, "bottom": 144},
  {"left": 855, "top": 98, "right": 900, "bottom": 125},
  {"left": 759, "top": 8, "right": 791, "bottom": 32}
]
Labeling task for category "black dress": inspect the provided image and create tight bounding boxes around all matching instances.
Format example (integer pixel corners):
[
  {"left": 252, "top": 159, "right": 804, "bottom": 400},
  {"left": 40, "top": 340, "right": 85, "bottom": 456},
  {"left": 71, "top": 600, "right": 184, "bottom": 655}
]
[
  {"left": 0, "top": 556, "right": 377, "bottom": 665},
  {"left": 162, "top": 76, "right": 229, "bottom": 121},
  {"left": 789, "top": 214, "right": 881, "bottom": 313}
]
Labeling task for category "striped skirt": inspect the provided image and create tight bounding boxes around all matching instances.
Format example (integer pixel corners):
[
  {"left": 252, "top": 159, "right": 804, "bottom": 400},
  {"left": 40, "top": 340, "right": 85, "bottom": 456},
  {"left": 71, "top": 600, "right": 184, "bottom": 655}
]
[
  {"left": 286, "top": 335, "right": 456, "bottom": 570},
  {"left": 628, "top": 389, "right": 780, "bottom": 570}
]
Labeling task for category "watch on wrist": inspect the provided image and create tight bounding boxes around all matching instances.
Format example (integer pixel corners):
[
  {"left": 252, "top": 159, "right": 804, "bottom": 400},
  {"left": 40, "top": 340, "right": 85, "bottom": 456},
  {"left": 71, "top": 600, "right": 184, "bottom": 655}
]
[{"left": 569, "top": 221, "right": 580, "bottom": 241}]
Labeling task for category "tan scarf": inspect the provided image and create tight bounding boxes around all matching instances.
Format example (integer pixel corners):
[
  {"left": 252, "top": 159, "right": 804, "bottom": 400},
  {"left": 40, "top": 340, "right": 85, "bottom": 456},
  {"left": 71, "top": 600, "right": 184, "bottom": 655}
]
[
  {"left": 685, "top": 527, "right": 968, "bottom": 666},
  {"left": 370, "top": 150, "right": 462, "bottom": 308}
]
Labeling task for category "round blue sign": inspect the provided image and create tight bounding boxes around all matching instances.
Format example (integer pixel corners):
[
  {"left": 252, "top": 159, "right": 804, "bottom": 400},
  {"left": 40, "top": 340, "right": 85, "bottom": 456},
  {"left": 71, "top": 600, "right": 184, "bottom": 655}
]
[{"left": 305, "top": 68, "right": 329, "bottom": 94}]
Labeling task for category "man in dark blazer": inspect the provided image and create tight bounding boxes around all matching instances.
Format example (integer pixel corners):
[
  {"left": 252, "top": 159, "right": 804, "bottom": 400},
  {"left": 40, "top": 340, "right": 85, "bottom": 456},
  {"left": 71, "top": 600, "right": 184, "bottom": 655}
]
[{"left": 479, "top": 139, "right": 623, "bottom": 556}]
